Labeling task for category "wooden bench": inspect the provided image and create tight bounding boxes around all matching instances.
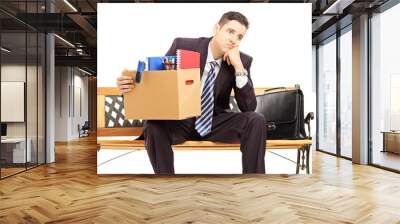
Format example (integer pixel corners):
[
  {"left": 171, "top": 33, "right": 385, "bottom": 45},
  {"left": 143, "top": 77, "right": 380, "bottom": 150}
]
[{"left": 97, "top": 87, "right": 313, "bottom": 174}]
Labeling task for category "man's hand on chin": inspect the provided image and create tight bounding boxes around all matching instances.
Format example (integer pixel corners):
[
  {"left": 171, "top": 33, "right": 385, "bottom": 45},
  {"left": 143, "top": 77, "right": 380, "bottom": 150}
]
[{"left": 223, "top": 47, "right": 245, "bottom": 73}]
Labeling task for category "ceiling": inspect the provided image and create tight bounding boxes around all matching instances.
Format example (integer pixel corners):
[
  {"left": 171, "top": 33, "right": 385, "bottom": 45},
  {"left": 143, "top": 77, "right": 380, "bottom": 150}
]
[{"left": 0, "top": 0, "right": 392, "bottom": 75}]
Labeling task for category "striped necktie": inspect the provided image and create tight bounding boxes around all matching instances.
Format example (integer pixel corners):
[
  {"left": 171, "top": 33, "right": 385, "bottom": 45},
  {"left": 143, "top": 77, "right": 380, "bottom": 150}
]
[{"left": 195, "top": 61, "right": 218, "bottom": 137}]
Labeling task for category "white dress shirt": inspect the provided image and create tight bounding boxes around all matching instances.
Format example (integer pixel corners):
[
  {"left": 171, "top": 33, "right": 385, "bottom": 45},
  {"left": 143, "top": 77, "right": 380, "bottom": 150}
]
[{"left": 200, "top": 44, "right": 249, "bottom": 95}]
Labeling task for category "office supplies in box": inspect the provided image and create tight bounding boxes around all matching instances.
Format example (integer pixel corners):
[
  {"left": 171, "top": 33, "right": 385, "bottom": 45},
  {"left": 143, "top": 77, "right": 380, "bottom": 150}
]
[
  {"left": 147, "top": 56, "right": 177, "bottom": 71},
  {"left": 135, "top": 60, "right": 146, "bottom": 83}
]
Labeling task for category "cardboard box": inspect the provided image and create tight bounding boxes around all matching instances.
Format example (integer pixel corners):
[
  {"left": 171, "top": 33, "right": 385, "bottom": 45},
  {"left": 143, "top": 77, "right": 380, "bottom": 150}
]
[{"left": 123, "top": 68, "right": 201, "bottom": 120}]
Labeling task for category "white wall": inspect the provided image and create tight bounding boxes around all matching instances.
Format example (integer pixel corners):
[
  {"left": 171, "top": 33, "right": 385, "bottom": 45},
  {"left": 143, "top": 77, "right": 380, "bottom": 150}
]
[
  {"left": 1, "top": 65, "right": 33, "bottom": 138},
  {"left": 55, "top": 67, "right": 89, "bottom": 141},
  {"left": 72, "top": 72, "right": 89, "bottom": 138},
  {"left": 1, "top": 65, "right": 26, "bottom": 141},
  {"left": 1, "top": 64, "right": 46, "bottom": 163},
  {"left": 55, "top": 67, "right": 69, "bottom": 141}
]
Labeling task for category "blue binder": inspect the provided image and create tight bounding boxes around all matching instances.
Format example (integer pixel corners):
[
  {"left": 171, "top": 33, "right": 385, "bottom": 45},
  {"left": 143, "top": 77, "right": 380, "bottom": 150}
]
[{"left": 147, "top": 56, "right": 176, "bottom": 71}]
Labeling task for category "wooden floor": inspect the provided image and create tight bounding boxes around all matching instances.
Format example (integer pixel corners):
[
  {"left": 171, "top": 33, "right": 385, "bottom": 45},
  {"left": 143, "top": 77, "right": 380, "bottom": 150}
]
[
  {"left": 1, "top": 136, "right": 400, "bottom": 223},
  {"left": 1, "top": 163, "right": 44, "bottom": 178},
  {"left": 0, "top": 167, "right": 26, "bottom": 178}
]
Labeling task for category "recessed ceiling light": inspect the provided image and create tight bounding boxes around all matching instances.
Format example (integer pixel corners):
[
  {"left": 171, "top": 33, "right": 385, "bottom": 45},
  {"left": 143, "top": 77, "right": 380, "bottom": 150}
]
[
  {"left": 323, "top": 0, "right": 355, "bottom": 15},
  {"left": 63, "top": 0, "right": 78, "bottom": 12},
  {"left": 54, "top": 34, "right": 75, "bottom": 48},
  {"left": 1, "top": 47, "right": 11, "bottom": 53},
  {"left": 78, "top": 67, "right": 92, "bottom": 76}
]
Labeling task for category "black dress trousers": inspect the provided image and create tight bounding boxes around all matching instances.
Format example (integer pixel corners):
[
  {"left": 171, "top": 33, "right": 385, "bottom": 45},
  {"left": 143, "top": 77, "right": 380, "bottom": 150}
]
[{"left": 143, "top": 111, "right": 266, "bottom": 174}]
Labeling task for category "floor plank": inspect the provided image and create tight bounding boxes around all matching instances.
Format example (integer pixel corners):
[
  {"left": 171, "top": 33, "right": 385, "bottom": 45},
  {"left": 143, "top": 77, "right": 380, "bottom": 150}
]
[{"left": 0, "top": 136, "right": 400, "bottom": 223}]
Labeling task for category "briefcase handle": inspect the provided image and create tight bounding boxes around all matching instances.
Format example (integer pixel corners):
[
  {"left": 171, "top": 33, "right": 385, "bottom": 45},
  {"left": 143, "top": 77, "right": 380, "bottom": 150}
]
[
  {"left": 264, "top": 87, "right": 286, "bottom": 93},
  {"left": 264, "top": 84, "right": 300, "bottom": 93},
  {"left": 266, "top": 122, "right": 276, "bottom": 131}
]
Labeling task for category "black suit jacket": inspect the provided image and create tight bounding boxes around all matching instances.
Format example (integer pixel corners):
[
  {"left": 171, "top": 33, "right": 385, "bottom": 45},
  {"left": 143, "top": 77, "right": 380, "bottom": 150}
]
[{"left": 166, "top": 37, "right": 257, "bottom": 115}]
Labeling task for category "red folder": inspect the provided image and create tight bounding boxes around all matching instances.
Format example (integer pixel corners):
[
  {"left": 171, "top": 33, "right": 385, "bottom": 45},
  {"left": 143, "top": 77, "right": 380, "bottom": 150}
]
[{"left": 176, "top": 49, "right": 200, "bottom": 69}]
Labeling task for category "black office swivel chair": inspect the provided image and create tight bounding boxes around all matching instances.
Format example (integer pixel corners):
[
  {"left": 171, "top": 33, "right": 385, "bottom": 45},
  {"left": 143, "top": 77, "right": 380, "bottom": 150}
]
[{"left": 78, "top": 121, "right": 90, "bottom": 138}]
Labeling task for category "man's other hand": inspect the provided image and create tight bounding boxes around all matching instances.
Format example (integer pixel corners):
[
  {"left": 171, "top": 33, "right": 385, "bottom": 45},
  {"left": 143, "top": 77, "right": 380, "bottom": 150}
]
[{"left": 117, "top": 69, "right": 135, "bottom": 94}]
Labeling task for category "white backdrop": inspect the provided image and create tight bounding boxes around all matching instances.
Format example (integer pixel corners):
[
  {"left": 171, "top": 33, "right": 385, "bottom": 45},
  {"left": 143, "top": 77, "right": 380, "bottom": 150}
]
[
  {"left": 97, "top": 3, "right": 314, "bottom": 174},
  {"left": 98, "top": 3, "right": 314, "bottom": 120},
  {"left": 98, "top": 3, "right": 311, "bottom": 88}
]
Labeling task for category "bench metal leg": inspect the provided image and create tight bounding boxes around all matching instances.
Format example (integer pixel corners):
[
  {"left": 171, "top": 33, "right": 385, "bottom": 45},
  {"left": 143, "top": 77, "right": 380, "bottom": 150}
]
[
  {"left": 301, "top": 147, "right": 306, "bottom": 171},
  {"left": 296, "top": 148, "right": 301, "bottom": 174},
  {"left": 306, "top": 145, "right": 310, "bottom": 174},
  {"left": 296, "top": 146, "right": 311, "bottom": 174}
]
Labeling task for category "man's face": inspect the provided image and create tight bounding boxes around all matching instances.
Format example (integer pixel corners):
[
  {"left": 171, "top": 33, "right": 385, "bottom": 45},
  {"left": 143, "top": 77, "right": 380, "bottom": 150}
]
[{"left": 213, "top": 20, "right": 247, "bottom": 53}]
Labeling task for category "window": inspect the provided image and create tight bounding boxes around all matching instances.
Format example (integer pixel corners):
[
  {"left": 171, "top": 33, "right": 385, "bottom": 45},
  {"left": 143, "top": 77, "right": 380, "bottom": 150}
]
[
  {"left": 318, "top": 36, "right": 337, "bottom": 154},
  {"left": 339, "top": 28, "right": 352, "bottom": 158},
  {"left": 370, "top": 2, "right": 400, "bottom": 171}
]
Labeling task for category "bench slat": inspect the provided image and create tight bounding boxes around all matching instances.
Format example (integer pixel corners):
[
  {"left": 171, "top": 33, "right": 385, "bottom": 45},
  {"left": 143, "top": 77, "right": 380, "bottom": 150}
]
[
  {"left": 98, "top": 127, "right": 143, "bottom": 136},
  {"left": 98, "top": 139, "right": 312, "bottom": 150}
]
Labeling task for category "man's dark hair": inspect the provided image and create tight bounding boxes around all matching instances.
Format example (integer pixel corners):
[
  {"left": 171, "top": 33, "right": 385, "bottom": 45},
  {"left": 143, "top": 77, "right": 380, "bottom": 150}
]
[{"left": 218, "top": 11, "right": 249, "bottom": 29}]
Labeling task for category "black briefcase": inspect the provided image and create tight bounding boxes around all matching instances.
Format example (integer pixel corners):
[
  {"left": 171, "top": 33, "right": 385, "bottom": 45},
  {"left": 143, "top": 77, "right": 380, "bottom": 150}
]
[
  {"left": 228, "top": 85, "right": 312, "bottom": 140},
  {"left": 255, "top": 85, "right": 307, "bottom": 140}
]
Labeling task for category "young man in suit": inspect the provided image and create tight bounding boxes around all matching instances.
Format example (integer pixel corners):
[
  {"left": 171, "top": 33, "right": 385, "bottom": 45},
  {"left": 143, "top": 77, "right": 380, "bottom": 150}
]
[{"left": 117, "top": 11, "right": 266, "bottom": 174}]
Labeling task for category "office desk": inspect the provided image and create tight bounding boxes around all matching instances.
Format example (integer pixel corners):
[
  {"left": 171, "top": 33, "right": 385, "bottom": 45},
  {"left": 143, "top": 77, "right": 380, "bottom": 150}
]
[
  {"left": 1, "top": 138, "right": 32, "bottom": 163},
  {"left": 382, "top": 131, "right": 400, "bottom": 154}
]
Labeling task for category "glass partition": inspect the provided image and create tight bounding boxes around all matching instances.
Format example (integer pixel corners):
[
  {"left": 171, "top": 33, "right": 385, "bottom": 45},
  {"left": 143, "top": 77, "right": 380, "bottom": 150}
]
[
  {"left": 27, "top": 30, "right": 38, "bottom": 169},
  {"left": 339, "top": 28, "right": 352, "bottom": 158},
  {"left": 370, "top": 3, "right": 400, "bottom": 171},
  {"left": 317, "top": 35, "right": 337, "bottom": 155},
  {"left": 0, "top": 1, "right": 46, "bottom": 179},
  {"left": 38, "top": 32, "right": 45, "bottom": 165},
  {"left": 1, "top": 30, "right": 28, "bottom": 177}
]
